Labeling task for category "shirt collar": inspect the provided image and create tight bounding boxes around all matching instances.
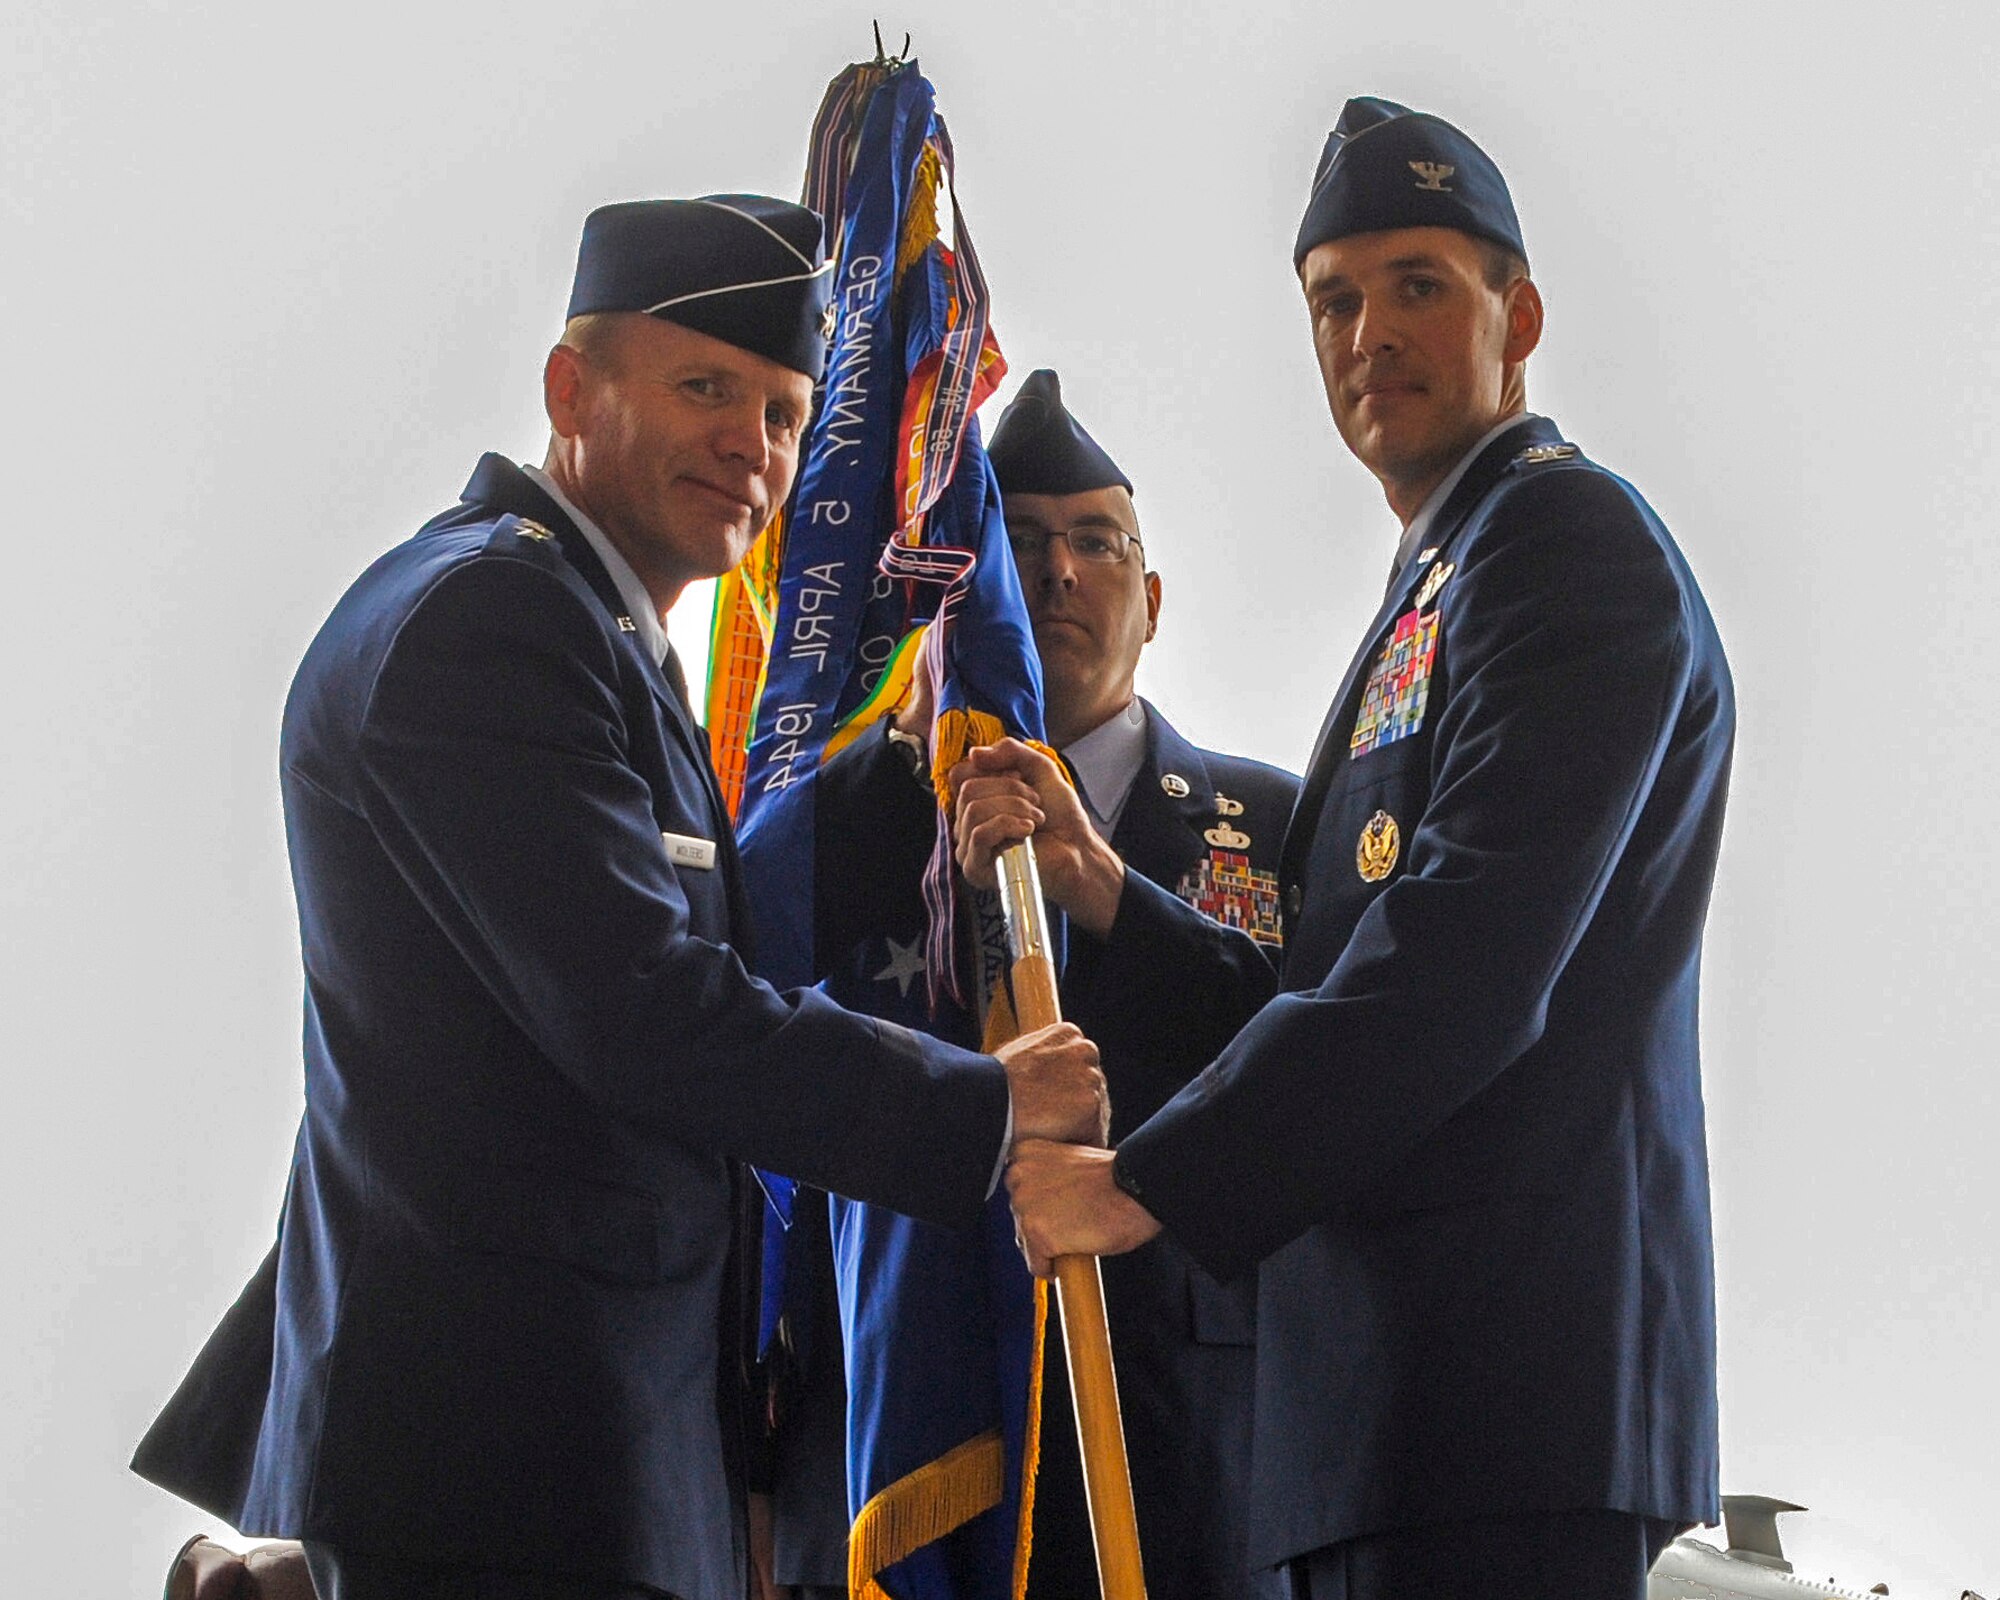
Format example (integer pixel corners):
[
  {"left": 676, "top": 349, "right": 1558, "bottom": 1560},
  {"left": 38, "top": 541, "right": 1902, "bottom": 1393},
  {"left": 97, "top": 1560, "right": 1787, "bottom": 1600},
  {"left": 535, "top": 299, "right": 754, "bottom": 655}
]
[
  {"left": 521, "top": 463, "right": 672, "bottom": 670},
  {"left": 1061, "top": 698, "right": 1149, "bottom": 839},
  {"left": 1391, "top": 412, "right": 1540, "bottom": 576}
]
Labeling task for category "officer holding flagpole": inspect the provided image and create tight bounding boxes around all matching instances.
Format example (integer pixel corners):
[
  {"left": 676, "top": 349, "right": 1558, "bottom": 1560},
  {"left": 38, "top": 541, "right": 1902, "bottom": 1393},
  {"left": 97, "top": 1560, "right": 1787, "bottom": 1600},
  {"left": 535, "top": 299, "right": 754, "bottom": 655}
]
[
  {"left": 132, "top": 194, "right": 1108, "bottom": 1600},
  {"left": 980, "top": 98, "right": 1734, "bottom": 1599}
]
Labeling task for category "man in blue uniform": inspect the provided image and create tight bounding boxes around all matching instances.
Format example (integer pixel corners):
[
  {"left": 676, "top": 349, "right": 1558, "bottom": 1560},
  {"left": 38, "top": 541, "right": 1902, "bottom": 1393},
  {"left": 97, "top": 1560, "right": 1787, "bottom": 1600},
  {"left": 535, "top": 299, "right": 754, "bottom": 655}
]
[
  {"left": 983, "top": 99, "right": 1734, "bottom": 1598},
  {"left": 774, "top": 371, "right": 1296, "bottom": 1598},
  {"left": 131, "top": 195, "right": 1108, "bottom": 1600}
]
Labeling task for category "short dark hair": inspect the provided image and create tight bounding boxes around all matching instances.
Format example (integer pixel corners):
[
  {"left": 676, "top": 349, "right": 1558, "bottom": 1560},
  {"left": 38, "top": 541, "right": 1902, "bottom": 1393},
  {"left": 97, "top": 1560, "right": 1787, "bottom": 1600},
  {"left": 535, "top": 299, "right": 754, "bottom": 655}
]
[{"left": 1477, "top": 238, "right": 1529, "bottom": 292}]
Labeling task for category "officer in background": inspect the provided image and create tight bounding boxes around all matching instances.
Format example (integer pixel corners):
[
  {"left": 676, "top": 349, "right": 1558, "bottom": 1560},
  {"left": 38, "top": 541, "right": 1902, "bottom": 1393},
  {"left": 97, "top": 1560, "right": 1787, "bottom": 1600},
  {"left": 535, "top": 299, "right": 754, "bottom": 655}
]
[
  {"left": 132, "top": 196, "right": 1107, "bottom": 1600},
  {"left": 783, "top": 371, "right": 1296, "bottom": 1598},
  {"left": 987, "top": 99, "right": 1734, "bottom": 1599}
]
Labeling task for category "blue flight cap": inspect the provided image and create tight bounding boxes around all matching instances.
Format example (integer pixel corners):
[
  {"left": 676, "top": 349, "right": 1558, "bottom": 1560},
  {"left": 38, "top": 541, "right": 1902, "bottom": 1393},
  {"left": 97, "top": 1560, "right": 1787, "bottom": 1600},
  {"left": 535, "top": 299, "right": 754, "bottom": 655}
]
[
  {"left": 987, "top": 370, "right": 1133, "bottom": 497},
  {"left": 566, "top": 195, "right": 835, "bottom": 379},
  {"left": 1293, "top": 97, "right": 1527, "bottom": 271}
]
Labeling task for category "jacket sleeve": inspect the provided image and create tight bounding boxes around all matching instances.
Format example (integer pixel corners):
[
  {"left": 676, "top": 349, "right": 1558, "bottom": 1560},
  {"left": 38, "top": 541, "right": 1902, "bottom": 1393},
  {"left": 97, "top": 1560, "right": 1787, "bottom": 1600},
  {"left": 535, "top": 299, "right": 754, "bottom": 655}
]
[
  {"left": 354, "top": 555, "right": 1007, "bottom": 1229},
  {"left": 812, "top": 720, "right": 941, "bottom": 970},
  {"left": 1064, "top": 871, "right": 1284, "bottom": 1126},
  {"left": 1119, "top": 471, "right": 1697, "bottom": 1278}
]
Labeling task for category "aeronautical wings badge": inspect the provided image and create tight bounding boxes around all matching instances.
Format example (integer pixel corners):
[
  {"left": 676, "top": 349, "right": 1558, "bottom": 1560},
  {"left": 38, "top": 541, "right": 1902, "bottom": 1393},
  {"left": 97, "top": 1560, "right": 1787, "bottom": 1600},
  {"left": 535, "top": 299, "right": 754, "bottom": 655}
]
[
  {"left": 1414, "top": 560, "right": 1455, "bottom": 610},
  {"left": 1357, "top": 809, "right": 1400, "bottom": 883}
]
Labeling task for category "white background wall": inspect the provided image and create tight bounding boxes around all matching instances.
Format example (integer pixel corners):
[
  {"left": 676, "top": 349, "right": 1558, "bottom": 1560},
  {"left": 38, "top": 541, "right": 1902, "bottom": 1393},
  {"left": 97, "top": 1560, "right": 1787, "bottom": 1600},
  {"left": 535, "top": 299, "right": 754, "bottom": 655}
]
[{"left": 3, "top": 2, "right": 1995, "bottom": 1594}]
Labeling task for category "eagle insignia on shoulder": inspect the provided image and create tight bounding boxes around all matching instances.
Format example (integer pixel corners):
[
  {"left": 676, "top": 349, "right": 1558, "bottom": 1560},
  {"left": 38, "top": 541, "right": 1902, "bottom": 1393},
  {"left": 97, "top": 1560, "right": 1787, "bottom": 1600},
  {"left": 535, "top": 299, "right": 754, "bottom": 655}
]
[{"left": 1515, "top": 443, "right": 1578, "bottom": 466}]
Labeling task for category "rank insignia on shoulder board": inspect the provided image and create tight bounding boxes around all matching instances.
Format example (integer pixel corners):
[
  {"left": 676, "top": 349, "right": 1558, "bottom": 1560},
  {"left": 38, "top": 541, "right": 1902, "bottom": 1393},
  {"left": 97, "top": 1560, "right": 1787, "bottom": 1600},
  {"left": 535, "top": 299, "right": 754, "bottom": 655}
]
[
  {"left": 1515, "top": 442, "right": 1577, "bottom": 466},
  {"left": 1350, "top": 607, "right": 1439, "bottom": 759},
  {"left": 1176, "top": 849, "right": 1284, "bottom": 946},
  {"left": 1357, "top": 809, "right": 1400, "bottom": 882}
]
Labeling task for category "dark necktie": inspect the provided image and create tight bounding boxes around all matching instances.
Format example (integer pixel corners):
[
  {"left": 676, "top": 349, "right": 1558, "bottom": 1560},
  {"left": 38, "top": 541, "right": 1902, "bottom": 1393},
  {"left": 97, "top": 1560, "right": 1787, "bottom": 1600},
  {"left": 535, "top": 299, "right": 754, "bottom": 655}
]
[{"left": 662, "top": 643, "right": 694, "bottom": 715}]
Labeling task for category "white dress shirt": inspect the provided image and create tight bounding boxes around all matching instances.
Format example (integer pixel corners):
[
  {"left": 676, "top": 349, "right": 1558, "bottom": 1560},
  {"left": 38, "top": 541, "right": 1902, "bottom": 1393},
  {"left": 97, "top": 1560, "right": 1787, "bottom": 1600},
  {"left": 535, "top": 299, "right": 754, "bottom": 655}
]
[
  {"left": 1062, "top": 697, "right": 1150, "bottom": 841},
  {"left": 522, "top": 463, "right": 673, "bottom": 671}
]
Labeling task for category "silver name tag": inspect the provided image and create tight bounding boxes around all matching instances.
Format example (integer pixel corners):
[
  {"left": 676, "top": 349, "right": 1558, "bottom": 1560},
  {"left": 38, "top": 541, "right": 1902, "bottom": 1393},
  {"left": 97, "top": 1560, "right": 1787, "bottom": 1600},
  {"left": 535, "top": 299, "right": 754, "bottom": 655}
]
[{"left": 661, "top": 831, "right": 717, "bottom": 871}]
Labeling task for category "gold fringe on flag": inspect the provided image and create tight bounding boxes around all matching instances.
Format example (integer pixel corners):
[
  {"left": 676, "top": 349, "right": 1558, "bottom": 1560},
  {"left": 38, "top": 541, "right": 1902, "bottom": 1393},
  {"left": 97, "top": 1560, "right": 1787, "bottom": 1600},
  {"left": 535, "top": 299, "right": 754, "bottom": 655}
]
[{"left": 848, "top": 1429, "right": 1007, "bottom": 1600}]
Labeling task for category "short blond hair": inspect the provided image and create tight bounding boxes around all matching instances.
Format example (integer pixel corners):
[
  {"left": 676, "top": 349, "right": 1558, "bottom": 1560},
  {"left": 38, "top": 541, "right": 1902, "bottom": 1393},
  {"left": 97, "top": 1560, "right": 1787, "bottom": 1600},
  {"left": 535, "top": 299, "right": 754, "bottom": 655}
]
[{"left": 555, "top": 312, "right": 631, "bottom": 372}]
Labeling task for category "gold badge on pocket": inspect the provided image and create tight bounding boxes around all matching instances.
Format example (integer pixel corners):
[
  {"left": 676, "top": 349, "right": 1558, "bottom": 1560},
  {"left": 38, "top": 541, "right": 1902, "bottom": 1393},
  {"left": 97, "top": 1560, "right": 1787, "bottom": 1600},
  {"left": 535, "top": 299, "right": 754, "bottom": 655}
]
[{"left": 1357, "top": 810, "right": 1400, "bottom": 882}]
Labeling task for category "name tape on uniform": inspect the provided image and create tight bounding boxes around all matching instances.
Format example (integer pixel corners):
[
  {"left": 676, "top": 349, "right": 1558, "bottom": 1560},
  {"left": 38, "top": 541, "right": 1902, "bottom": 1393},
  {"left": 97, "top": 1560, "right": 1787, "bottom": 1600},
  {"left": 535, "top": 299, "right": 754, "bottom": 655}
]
[{"left": 661, "top": 831, "right": 717, "bottom": 871}]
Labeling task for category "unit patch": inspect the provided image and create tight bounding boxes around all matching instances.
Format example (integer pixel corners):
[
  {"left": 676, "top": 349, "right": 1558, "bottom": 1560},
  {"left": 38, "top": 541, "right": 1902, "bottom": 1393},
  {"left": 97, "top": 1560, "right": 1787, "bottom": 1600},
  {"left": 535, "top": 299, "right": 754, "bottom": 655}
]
[
  {"left": 1177, "top": 850, "right": 1284, "bottom": 946},
  {"left": 1350, "top": 607, "right": 1439, "bottom": 758}
]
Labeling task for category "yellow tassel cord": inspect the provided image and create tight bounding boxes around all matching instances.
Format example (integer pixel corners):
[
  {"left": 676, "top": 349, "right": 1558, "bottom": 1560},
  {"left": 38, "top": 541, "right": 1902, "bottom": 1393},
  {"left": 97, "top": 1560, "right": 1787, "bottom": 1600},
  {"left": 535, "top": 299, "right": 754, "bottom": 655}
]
[
  {"left": 931, "top": 711, "right": 1072, "bottom": 812},
  {"left": 849, "top": 1429, "right": 1007, "bottom": 1600},
  {"left": 895, "top": 141, "right": 943, "bottom": 287},
  {"left": 821, "top": 625, "right": 928, "bottom": 767},
  {"left": 929, "top": 707, "right": 1009, "bottom": 811},
  {"left": 1012, "top": 1278, "right": 1049, "bottom": 1600}
]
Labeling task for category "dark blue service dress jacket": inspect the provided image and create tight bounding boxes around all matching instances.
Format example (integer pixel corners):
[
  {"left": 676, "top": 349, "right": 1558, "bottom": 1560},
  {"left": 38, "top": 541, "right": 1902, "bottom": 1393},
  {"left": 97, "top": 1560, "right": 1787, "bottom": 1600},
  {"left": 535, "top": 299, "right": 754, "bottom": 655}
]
[
  {"left": 133, "top": 456, "right": 1008, "bottom": 1600},
  {"left": 788, "top": 705, "right": 1297, "bottom": 1598},
  {"left": 1104, "top": 417, "right": 1733, "bottom": 1568}
]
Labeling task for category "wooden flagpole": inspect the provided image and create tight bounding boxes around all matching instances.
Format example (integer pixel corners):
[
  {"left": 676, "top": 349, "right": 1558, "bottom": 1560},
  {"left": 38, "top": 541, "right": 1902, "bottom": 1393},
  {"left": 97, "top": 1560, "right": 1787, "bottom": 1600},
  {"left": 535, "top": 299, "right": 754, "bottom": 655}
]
[{"left": 996, "top": 839, "right": 1148, "bottom": 1600}]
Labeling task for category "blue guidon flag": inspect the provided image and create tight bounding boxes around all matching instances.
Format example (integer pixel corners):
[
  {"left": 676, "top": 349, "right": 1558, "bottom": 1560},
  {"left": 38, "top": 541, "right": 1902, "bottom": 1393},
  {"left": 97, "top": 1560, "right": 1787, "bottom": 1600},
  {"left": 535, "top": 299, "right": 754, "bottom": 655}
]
[{"left": 708, "top": 56, "right": 1057, "bottom": 1600}]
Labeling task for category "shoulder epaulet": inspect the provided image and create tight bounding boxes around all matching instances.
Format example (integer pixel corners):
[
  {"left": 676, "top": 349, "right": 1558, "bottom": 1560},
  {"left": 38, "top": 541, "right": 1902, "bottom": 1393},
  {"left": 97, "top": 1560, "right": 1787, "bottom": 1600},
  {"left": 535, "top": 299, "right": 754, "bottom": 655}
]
[
  {"left": 485, "top": 513, "right": 566, "bottom": 560},
  {"left": 1511, "top": 442, "right": 1579, "bottom": 469}
]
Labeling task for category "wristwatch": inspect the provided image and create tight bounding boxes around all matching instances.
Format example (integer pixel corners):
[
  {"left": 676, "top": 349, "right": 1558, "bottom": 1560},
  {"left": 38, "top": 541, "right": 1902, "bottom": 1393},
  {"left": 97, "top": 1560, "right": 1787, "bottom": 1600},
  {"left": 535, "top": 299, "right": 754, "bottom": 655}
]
[{"left": 885, "top": 722, "right": 930, "bottom": 787}]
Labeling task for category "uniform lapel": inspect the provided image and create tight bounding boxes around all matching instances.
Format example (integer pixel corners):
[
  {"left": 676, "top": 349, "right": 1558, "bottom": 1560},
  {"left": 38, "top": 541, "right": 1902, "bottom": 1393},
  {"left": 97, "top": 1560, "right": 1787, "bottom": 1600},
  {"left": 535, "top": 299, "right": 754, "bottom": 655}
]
[
  {"left": 1112, "top": 700, "right": 1216, "bottom": 890},
  {"left": 1282, "top": 416, "right": 1565, "bottom": 879},
  {"left": 459, "top": 455, "right": 748, "bottom": 918}
]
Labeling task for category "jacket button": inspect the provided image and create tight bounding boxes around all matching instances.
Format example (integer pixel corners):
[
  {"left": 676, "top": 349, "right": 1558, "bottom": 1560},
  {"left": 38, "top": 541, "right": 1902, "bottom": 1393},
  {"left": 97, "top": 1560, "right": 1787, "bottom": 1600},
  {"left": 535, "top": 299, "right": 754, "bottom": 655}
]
[{"left": 1284, "top": 883, "right": 1303, "bottom": 918}]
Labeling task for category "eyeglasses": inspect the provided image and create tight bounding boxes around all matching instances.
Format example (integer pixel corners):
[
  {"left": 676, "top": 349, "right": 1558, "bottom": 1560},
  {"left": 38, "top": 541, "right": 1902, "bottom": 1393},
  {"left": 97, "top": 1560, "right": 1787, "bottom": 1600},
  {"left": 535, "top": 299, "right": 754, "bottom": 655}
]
[{"left": 1004, "top": 523, "right": 1144, "bottom": 565}]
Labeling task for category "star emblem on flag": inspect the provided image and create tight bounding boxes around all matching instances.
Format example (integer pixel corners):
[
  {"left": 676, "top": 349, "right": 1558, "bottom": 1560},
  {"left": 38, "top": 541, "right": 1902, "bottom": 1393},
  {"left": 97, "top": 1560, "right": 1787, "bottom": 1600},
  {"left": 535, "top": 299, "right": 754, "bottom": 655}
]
[{"left": 872, "top": 933, "right": 927, "bottom": 998}]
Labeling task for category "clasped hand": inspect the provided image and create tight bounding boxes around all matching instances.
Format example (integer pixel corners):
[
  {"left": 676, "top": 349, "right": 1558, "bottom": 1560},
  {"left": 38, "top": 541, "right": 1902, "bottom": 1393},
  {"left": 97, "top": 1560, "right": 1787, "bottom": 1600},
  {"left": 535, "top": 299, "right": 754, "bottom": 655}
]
[
  {"left": 949, "top": 739, "right": 1126, "bottom": 937},
  {"left": 940, "top": 739, "right": 1160, "bottom": 1272}
]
